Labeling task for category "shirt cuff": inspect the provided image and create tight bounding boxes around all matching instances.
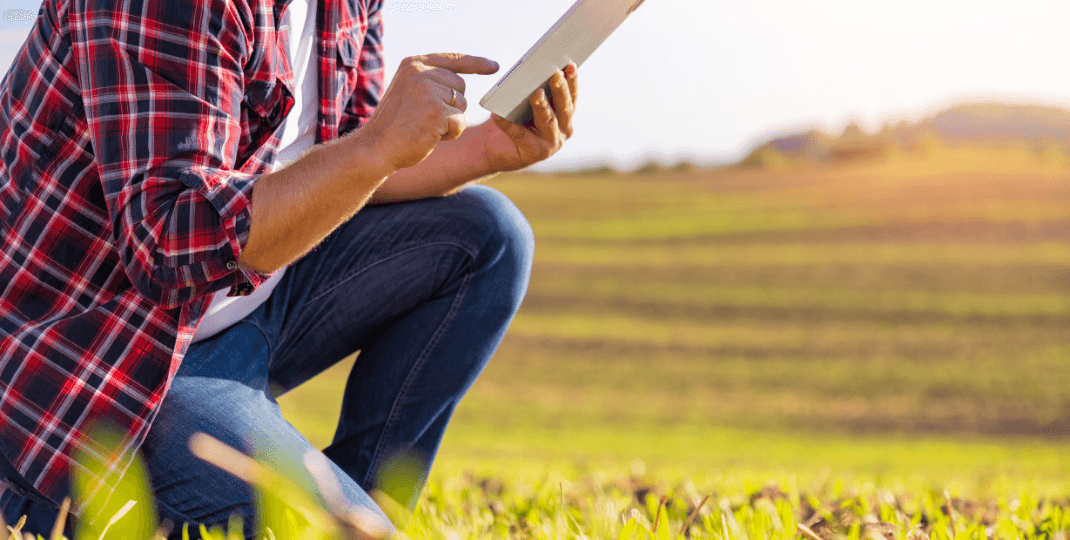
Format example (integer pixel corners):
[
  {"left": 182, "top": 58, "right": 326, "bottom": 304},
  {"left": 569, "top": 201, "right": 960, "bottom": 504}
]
[{"left": 177, "top": 168, "right": 273, "bottom": 298}]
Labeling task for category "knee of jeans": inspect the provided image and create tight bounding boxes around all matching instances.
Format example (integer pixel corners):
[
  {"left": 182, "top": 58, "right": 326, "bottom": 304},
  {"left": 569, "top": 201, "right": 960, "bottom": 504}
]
[{"left": 458, "top": 185, "right": 535, "bottom": 292}]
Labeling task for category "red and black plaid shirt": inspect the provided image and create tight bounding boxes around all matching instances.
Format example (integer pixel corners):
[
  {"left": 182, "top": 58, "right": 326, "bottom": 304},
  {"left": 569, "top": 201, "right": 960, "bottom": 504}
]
[{"left": 0, "top": 0, "right": 383, "bottom": 510}]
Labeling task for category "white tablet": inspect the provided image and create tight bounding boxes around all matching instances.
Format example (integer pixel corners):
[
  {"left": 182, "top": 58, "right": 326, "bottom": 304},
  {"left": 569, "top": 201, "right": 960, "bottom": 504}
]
[{"left": 479, "top": 0, "right": 648, "bottom": 126}]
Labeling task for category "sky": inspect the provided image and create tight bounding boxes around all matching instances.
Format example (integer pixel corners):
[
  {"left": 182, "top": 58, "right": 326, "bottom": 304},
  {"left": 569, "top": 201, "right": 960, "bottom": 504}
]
[{"left": 2, "top": 0, "right": 1070, "bottom": 172}]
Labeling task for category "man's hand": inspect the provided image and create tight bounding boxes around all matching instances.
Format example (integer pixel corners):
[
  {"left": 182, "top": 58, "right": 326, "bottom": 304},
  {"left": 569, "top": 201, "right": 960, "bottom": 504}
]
[
  {"left": 240, "top": 53, "right": 505, "bottom": 273},
  {"left": 357, "top": 53, "right": 500, "bottom": 173},
  {"left": 484, "top": 63, "right": 579, "bottom": 173}
]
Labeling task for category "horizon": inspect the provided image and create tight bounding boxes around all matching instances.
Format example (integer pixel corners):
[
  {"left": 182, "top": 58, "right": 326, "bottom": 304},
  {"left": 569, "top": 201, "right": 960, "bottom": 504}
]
[{"left": 2, "top": 0, "right": 1070, "bottom": 172}]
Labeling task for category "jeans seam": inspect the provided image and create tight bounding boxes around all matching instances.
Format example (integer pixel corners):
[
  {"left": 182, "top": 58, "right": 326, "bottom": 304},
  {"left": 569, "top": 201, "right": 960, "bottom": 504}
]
[
  {"left": 305, "top": 242, "right": 478, "bottom": 306},
  {"left": 241, "top": 319, "right": 275, "bottom": 361},
  {"left": 153, "top": 498, "right": 205, "bottom": 539},
  {"left": 362, "top": 271, "right": 473, "bottom": 488},
  {"left": 155, "top": 497, "right": 263, "bottom": 540}
]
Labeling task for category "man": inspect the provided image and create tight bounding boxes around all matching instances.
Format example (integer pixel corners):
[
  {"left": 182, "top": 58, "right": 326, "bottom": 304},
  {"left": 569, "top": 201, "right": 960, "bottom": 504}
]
[{"left": 0, "top": 0, "right": 578, "bottom": 535}]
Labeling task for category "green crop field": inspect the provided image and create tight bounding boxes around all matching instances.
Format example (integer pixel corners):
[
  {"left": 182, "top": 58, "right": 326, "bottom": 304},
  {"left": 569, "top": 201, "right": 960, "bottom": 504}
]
[
  {"left": 282, "top": 148, "right": 1070, "bottom": 447},
  {"left": 272, "top": 148, "right": 1070, "bottom": 538}
]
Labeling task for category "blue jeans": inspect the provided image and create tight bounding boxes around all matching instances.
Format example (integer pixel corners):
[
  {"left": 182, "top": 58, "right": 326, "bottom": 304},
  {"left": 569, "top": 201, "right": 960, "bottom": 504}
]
[{"left": 0, "top": 185, "right": 534, "bottom": 538}]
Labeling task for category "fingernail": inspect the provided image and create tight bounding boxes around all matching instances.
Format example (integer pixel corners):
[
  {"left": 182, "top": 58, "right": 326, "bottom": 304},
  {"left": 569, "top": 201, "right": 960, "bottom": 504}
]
[{"left": 565, "top": 63, "right": 576, "bottom": 76}]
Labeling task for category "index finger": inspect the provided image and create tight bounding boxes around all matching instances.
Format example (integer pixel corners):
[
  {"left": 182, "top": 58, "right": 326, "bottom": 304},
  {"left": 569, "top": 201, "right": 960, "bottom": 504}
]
[{"left": 416, "top": 53, "right": 500, "bottom": 75}]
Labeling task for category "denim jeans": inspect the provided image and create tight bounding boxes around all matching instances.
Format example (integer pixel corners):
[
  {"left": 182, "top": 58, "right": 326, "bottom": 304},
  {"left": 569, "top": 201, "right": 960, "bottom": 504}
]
[{"left": 0, "top": 185, "right": 534, "bottom": 538}]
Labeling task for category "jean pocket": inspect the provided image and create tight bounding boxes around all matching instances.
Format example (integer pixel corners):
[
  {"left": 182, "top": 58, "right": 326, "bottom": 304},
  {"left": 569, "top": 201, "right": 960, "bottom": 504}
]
[{"left": 0, "top": 450, "right": 58, "bottom": 508}]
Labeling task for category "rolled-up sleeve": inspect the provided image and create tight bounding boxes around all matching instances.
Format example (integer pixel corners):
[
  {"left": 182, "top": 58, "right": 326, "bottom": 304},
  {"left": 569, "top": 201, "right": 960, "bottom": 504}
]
[{"left": 71, "top": 0, "right": 268, "bottom": 308}]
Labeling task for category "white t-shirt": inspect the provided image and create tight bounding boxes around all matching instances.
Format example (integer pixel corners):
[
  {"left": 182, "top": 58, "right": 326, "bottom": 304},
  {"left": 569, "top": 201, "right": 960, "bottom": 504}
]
[{"left": 191, "top": 0, "right": 319, "bottom": 343}]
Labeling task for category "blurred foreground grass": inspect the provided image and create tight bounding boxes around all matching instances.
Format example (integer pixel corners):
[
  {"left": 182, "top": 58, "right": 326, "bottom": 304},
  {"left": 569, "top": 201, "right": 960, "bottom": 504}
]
[{"left": 15, "top": 431, "right": 1070, "bottom": 539}]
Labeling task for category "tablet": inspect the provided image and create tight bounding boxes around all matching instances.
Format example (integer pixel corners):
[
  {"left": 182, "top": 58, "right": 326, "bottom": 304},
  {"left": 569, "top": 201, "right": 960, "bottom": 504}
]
[{"left": 479, "top": 0, "right": 648, "bottom": 126}]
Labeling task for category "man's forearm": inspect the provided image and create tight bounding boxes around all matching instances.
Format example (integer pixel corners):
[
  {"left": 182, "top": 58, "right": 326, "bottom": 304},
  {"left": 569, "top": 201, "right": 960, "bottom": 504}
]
[
  {"left": 368, "top": 120, "right": 500, "bottom": 204},
  {"left": 238, "top": 134, "right": 395, "bottom": 274},
  {"left": 238, "top": 118, "right": 503, "bottom": 274}
]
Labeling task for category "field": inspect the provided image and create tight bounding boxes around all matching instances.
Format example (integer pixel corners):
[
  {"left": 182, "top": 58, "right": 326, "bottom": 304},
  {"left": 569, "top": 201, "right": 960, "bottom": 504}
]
[
  {"left": 267, "top": 147, "right": 1070, "bottom": 539},
  {"left": 6, "top": 148, "right": 1064, "bottom": 539}
]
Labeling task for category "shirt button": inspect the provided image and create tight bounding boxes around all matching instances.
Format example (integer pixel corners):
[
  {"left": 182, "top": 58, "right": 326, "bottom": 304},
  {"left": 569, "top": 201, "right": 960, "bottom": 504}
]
[{"left": 226, "top": 261, "right": 238, "bottom": 271}]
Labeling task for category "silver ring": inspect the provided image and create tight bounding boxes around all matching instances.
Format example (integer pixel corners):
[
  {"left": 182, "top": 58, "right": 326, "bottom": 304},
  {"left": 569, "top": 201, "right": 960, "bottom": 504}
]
[{"left": 449, "top": 88, "right": 457, "bottom": 107}]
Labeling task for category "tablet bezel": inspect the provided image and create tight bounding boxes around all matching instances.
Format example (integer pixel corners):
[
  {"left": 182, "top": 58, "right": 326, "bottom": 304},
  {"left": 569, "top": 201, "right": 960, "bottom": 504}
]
[{"left": 479, "top": 0, "right": 646, "bottom": 126}]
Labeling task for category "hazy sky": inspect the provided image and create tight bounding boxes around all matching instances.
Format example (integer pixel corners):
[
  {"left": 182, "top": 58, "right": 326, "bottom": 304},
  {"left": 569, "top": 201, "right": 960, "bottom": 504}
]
[{"left": 2, "top": 0, "right": 1070, "bottom": 171}]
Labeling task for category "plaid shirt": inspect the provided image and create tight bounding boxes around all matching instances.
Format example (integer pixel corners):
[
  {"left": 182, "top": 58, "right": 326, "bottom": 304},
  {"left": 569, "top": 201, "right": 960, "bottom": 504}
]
[{"left": 0, "top": 0, "right": 383, "bottom": 511}]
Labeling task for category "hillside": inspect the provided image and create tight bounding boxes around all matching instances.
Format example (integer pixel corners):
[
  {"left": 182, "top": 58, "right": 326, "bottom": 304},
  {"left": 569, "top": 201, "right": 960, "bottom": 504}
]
[
  {"left": 923, "top": 102, "right": 1070, "bottom": 142},
  {"left": 742, "top": 102, "right": 1070, "bottom": 166}
]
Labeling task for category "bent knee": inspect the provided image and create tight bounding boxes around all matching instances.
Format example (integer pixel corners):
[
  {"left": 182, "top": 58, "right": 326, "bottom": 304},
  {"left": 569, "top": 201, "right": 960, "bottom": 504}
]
[{"left": 455, "top": 184, "right": 535, "bottom": 275}]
